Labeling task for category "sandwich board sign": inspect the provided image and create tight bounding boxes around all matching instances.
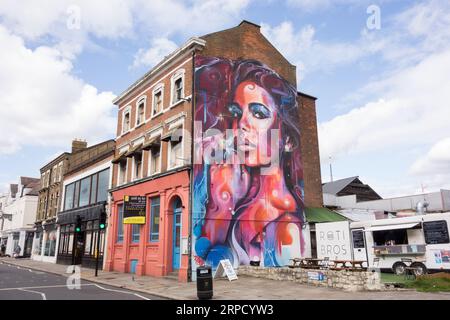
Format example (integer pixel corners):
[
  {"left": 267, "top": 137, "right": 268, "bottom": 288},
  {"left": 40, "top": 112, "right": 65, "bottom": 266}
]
[{"left": 214, "top": 259, "right": 238, "bottom": 281}]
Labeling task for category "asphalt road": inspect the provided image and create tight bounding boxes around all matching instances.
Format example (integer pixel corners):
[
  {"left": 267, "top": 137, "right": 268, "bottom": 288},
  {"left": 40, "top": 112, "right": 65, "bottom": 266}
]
[{"left": 0, "top": 262, "right": 165, "bottom": 300}]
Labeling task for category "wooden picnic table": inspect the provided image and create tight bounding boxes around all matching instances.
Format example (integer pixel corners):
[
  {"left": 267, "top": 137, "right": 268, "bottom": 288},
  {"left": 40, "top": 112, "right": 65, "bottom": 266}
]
[
  {"left": 289, "top": 258, "right": 325, "bottom": 269},
  {"left": 331, "top": 260, "right": 367, "bottom": 271}
]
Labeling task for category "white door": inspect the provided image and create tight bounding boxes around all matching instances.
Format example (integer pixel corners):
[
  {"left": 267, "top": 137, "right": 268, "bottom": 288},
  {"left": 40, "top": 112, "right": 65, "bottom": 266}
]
[{"left": 351, "top": 229, "right": 368, "bottom": 265}]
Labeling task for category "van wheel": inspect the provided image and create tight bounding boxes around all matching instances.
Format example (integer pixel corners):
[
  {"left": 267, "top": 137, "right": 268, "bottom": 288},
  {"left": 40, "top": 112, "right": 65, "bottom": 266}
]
[
  {"left": 393, "top": 262, "right": 406, "bottom": 275},
  {"left": 410, "top": 262, "right": 427, "bottom": 276}
]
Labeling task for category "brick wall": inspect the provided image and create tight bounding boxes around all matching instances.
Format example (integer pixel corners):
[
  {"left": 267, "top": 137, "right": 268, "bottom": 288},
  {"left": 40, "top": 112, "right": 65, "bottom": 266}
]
[
  {"left": 112, "top": 53, "right": 194, "bottom": 188},
  {"left": 201, "top": 21, "right": 297, "bottom": 86},
  {"left": 298, "top": 94, "right": 324, "bottom": 208}
]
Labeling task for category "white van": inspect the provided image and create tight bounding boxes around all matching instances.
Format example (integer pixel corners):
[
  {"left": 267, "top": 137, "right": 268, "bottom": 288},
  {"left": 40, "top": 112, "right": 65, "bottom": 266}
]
[{"left": 316, "top": 212, "right": 450, "bottom": 275}]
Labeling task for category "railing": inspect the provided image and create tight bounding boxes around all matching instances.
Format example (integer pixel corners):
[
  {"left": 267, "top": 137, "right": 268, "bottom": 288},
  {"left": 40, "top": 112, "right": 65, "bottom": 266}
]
[{"left": 373, "top": 244, "right": 426, "bottom": 255}]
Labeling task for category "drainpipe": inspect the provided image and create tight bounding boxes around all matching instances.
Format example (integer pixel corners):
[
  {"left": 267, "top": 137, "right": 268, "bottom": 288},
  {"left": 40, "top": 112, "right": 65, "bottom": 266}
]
[{"left": 187, "top": 49, "right": 196, "bottom": 282}]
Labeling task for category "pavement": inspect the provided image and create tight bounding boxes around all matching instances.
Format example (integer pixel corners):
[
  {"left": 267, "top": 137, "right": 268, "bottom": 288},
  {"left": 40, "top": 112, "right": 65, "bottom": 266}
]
[
  {"left": 1, "top": 257, "right": 450, "bottom": 300},
  {"left": 0, "top": 262, "right": 163, "bottom": 300}
]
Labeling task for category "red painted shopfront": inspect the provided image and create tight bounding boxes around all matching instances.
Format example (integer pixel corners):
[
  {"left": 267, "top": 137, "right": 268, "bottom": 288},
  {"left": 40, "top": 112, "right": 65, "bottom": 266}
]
[{"left": 104, "top": 170, "right": 190, "bottom": 282}]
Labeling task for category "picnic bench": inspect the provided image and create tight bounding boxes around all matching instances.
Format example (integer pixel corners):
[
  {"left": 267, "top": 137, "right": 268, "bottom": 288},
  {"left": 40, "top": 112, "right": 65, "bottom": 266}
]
[
  {"left": 288, "top": 258, "right": 329, "bottom": 269},
  {"left": 330, "top": 260, "right": 367, "bottom": 271}
]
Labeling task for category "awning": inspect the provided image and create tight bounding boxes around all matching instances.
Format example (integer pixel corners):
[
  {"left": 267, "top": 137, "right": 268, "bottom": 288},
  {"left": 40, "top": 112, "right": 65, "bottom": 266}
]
[
  {"left": 142, "top": 136, "right": 161, "bottom": 150},
  {"left": 57, "top": 202, "right": 106, "bottom": 225},
  {"left": 305, "top": 207, "right": 348, "bottom": 223},
  {"left": 364, "top": 222, "right": 420, "bottom": 232},
  {"left": 125, "top": 143, "right": 143, "bottom": 157},
  {"left": 161, "top": 127, "right": 182, "bottom": 142},
  {"left": 111, "top": 151, "right": 127, "bottom": 164}
]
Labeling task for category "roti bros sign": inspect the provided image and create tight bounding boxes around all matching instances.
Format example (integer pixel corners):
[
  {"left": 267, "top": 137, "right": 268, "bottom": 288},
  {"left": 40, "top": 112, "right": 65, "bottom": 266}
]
[
  {"left": 123, "top": 196, "right": 146, "bottom": 224},
  {"left": 316, "top": 221, "right": 352, "bottom": 260}
]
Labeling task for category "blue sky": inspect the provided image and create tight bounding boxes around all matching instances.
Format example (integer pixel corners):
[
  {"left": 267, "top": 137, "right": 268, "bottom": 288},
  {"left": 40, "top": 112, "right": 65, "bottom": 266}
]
[{"left": 0, "top": 0, "right": 449, "bottom": 198}]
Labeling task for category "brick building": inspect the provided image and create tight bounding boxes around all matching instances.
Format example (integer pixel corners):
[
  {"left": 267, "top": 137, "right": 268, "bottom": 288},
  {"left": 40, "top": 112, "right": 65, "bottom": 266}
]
[
  {"left": 56, "top": 139, "right": 115, "bottom": 269},
  {"left": 106, "top": 20, "right": 325, "bottom": 282},
  {"left": 32, "top": 148, "right": 72, "bottom": 263}
]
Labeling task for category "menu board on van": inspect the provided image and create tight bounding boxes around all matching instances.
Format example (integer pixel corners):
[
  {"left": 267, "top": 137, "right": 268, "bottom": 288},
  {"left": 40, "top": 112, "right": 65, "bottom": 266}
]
[{"left": 423, "top": 221, "right": 450, "bottom": 244}]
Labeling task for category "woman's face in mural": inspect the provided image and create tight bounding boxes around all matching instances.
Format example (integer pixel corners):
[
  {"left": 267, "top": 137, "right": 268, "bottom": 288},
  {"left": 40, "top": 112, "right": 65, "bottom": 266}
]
[{"left": 229, "top": 81, "right": 278, "bottom": 167}]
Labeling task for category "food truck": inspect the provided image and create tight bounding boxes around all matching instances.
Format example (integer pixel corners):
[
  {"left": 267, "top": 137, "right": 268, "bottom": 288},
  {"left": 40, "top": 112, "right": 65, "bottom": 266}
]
[{"left": 316, "top": 212, "right": 450, "bottom": 275}]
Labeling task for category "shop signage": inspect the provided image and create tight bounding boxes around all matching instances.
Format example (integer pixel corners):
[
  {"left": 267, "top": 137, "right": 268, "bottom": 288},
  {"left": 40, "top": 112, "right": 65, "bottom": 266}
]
[
  {"left": 316, "top": 221, "right": 352, "bottom": 260},
  {"left": 307, "top": 271, "right": 326, "bottom": 281},
  {"left": 123, "top": 196, "right": 146, "bottom": 224},
  {"left": 214, "top": 259, "right": 238, "bottom": 281}
]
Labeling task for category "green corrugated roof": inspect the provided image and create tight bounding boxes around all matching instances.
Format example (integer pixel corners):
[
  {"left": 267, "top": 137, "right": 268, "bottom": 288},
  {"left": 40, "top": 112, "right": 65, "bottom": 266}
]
[{"left": 305, "top": 207, "right": 347, "bottom": 223}]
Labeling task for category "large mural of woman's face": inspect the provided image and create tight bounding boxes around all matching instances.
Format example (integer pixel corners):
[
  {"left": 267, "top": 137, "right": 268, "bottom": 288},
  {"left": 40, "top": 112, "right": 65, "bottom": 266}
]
[{"left": 192, "top": 56, "right": 305, "bottom": 270}]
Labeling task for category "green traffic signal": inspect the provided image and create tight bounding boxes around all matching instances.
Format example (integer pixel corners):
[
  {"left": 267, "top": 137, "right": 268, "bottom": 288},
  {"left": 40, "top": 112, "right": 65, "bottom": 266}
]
[
  {"left": 99, "top": 223, "right": 106, "bottom": 229},
  {"left": 75, "top": 227, "right": 81, "bottom": 232}
]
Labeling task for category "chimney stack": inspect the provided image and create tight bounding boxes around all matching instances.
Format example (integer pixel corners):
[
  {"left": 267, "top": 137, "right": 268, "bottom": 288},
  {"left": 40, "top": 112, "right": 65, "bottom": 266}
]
[{"left": 72, "top": 139, "right": 87, "bottom": 153}]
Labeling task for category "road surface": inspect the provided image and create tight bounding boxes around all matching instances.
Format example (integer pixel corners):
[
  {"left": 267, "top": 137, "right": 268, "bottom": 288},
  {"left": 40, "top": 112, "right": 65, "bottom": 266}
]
[{"left": 0, "top": 262, "right": 165, "bottom": 300}]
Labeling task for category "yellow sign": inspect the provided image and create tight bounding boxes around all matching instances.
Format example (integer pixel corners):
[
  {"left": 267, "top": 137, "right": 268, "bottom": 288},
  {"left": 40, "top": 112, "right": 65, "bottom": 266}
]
[
  {"left": 123, "top": 195, "right": 146, "bottom": 225},
  {"left": 123, "top": 216, "right": 146, "bottom": 224}
]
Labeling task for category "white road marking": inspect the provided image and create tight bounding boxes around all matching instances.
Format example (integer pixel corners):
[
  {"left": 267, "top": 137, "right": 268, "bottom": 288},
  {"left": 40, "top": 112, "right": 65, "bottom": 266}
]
[
  {"left": 94, "top": 284, "right": 151, "bottom": 300},
  {"left": 18, "top": 288, "right": 47, "bottom": 300},
  {"left": 0, "top": 284, "right": 97, "bottom": 291}
]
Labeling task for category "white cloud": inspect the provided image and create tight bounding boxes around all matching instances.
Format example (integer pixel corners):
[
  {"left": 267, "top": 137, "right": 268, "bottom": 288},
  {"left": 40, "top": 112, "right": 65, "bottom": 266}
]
[
  {"left": 0, "top": 0, "right": 134, "bottom": 40},
  {"left": 261, "top": 21, "right": 370, "bottom": 82},
  {"left": 286, "top": 0, "right": 369, "bottom": 12},
  {"left": 410, "top": 138, "right": 450, "bottom": 177},
  {"left": 132, "top": 38, "right": 178, "bottom": 69},
  {"left": 318, "top": 48, "right": 450, "bottom": 159},
  {"left": 0, "top": 26, "right": 116, "bottom": 155}
]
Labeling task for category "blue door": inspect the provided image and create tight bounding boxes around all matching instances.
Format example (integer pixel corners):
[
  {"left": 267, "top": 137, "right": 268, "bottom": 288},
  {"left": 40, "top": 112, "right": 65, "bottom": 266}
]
[
  {"left": 130, "top": 259, "right": 138, "bottom": 274},
  {"left": 172, "top": 201, "right": 182, "bottom": 270}
]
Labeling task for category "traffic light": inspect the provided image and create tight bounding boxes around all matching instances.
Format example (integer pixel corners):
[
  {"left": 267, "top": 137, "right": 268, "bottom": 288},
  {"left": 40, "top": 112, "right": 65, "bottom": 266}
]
[
  {"left": 75, "top": 215, "right": 82, "bottom": 233},
  {"left": 99, "top": 210, "right": 106, "bottom": 230}
]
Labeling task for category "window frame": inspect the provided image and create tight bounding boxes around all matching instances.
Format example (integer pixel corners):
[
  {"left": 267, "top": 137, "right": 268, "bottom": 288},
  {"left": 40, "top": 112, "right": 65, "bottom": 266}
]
[
  {"left": 151, "top": 84, "right": 164, "bottom": 118},
  {"left": 167, "top": 122, "right": 184, "bottom": 170},
  {"left": 122, "top": 106, "right": 132, "bottom": 135},
  {"left": 149, "top": 197, "right": 160, "bottom": 242},
  {"left": 133, "top": 153, "right": 143, "bottom": 181},
  {"left": 117, "top": 204, "right": 124, "bottom": 243},
  {"left": 148, "top": 133, "right": 162, "bottom": 176},
  {"left": 170, "top": 69, "right": 185, "bottom": 107},
  {"left": 135, "top": 96, "right": 146, "bottom": 127},
  {"left": 131, "top": 224, "right": 140, "bottom": 243}
]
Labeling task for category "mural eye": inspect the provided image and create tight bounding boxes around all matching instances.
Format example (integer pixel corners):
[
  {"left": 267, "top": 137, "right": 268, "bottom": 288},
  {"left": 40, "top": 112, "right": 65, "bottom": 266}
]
[
  {"left": 249, "top": 103, "right": 271, "bottom": 119},
  {"left": 228, "top": 103, "right": 243, "bottom": 119}
]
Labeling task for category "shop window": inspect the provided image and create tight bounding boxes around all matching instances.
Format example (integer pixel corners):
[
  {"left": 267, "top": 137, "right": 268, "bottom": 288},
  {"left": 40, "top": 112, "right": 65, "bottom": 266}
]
[
  {"left": 64, "top": 183, "right": 75, "bottom": 210},
  {"left": 44, "top": 227, "right": 57, "bottom": 257},
  {"left": 79, "top": 176, "right": 91, "bottom": 207},
  {"left": 132, "top": 224, "right": 140, "bottom": 243},
  {"left": 149, "top": 197, "right": 160, "bottom": 242},
  {"left": 74, "top": 181, "right": 80, "bottom": 208},
  {"left": 117, "top": 205, "right": 124, "bottom": 243},
  {"left": 97, "top": 169, "right": 109, "bottom": 202},
  {"left": 90, "top": 173, "right": 98, "bottom": 204}
]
